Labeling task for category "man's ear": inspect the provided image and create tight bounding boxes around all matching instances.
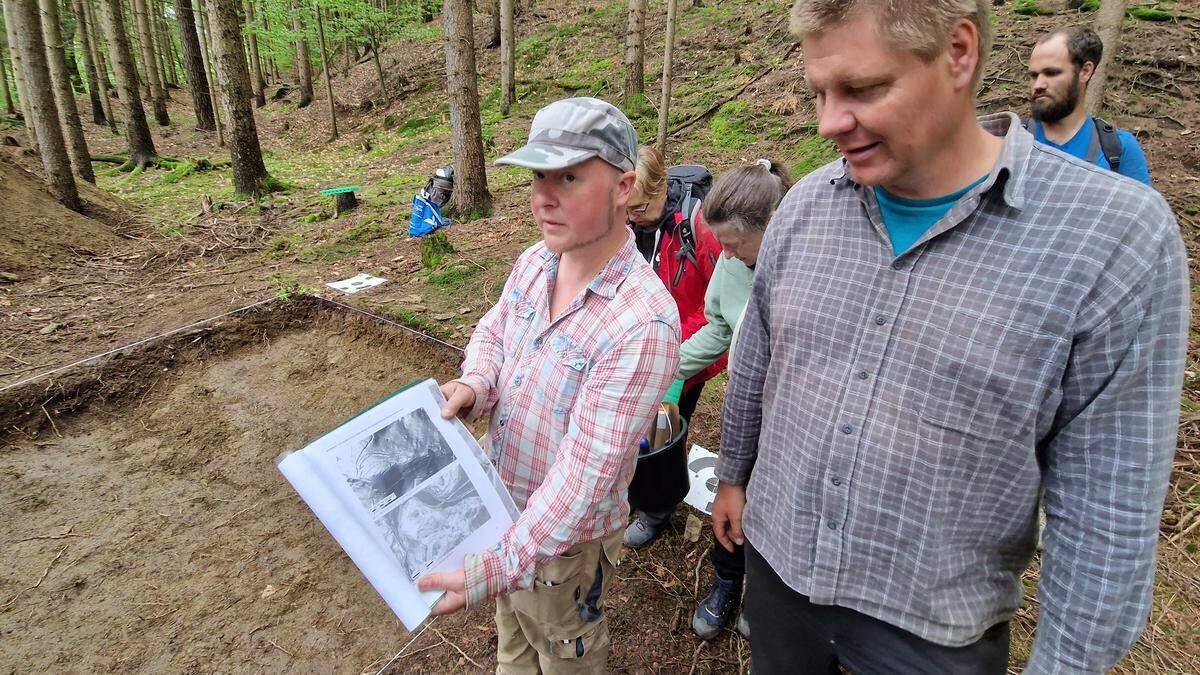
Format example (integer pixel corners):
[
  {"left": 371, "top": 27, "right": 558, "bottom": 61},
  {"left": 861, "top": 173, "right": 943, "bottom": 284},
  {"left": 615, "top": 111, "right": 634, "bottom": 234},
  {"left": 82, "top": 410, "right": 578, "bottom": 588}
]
[
  {"left": 945, "top": 17, "right": 980, "bottom": 92},
  {"left": 1079, "top": 61, "right": 1096, "bottom": 88},
  {"left": 615, "top": 169, "right": 637, "bottom": 206}
]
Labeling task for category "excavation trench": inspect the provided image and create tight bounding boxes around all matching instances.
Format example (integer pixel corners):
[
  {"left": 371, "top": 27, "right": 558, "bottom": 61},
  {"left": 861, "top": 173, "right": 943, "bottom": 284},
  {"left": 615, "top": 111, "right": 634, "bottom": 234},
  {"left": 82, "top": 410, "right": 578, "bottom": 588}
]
[{"left": 0, "top": 297, "right": 464, "bottom": 672}]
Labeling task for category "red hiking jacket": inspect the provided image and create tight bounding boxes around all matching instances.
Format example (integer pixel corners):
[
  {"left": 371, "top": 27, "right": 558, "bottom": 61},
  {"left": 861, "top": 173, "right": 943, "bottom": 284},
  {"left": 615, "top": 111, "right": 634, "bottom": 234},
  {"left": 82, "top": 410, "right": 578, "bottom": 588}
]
[{"left": 636, "top": 199, "right": 727, "bottom": 391}]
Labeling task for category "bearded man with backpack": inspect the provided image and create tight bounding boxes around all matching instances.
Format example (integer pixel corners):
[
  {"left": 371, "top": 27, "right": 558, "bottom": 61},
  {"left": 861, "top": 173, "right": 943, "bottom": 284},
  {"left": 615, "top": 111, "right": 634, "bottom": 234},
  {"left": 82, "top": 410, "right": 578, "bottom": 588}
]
[
  {"left": 1026, "top": 26, "right": 1151, "bottom": 185},
  {"left": 623, "top": 145, "right": 724, "bottom": 549}
]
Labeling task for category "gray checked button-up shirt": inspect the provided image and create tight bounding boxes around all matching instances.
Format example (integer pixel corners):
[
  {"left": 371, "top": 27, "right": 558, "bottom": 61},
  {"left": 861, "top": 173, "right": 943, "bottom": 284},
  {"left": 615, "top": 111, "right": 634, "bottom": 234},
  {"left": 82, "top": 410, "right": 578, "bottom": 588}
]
[{"left": 718, "top": 113, "right": 1188, "bottom": 673}]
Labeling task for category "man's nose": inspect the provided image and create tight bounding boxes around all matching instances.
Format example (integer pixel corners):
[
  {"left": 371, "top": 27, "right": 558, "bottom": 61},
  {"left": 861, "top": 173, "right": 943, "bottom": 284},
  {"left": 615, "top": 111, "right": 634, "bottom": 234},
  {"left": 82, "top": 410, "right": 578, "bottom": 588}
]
[{"left": 817, "top": 96, "right": 855, "bottom": 141}]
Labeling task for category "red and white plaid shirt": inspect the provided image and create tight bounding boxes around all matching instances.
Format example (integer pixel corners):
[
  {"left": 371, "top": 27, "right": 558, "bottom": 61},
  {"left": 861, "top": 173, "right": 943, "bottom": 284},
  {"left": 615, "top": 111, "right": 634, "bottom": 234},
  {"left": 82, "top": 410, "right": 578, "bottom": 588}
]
[{"left": 456, "top": 232, "right": 679, "bottom": 606}]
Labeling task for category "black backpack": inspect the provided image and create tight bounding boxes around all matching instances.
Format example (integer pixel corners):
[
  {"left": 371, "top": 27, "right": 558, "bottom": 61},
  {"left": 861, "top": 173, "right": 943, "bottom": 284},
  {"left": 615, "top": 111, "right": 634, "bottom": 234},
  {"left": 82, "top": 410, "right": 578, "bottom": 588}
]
[
  {"left": 420, "top": 165, "right": 454, "bottom": 208},
  {"left": 1023, "top": 117, "right": 1123, "bottom": 172},
  {"left": 665, "top": 165, "right": 712, "bottom": 279}
]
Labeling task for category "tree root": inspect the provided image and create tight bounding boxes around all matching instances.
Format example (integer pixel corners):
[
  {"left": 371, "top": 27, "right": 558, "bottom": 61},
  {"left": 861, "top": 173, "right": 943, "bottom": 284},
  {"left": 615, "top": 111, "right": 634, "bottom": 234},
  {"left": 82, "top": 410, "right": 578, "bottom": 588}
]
[{"left": 162, "top": 157, "right": 232, "bottom": 183}]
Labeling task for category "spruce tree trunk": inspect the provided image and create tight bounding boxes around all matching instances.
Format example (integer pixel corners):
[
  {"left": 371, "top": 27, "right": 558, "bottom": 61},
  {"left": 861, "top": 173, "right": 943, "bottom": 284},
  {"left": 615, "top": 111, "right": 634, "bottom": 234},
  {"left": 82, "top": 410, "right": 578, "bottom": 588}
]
[
  {"left": 72, "top": 0, "right": 108, "bottom": 125},
  {"left": 157, "top": 2, "right": 174, "bottom": 88},
  {"left": 369, "top": 35, "right": 383, "bottom": 99},
  {"left": 313, "top": 1, "right": 335, "bottom": 139},
  {"left": 98, "top": 0, "right": 158, "bottom": 165},
  {"left": 11, "top": 0, "right": 80, "bottom": 209},
  {"left": 173, "top": 0, "right": 214, "bottom": 129},
  {"left": 485, "top": 0, "right": 498, "bottom": 48},
  {"left": 196, "top": 0, "right": 223, "bottom": 144},
  {"left": 292, "top": 6, "right": 312, "bottom": 106},
  {"left": 442, "top": 0, "right": 490, "bottom": 217},
  {"left": 655, "top": 0, "right": 676, "bottom": 152},
  {"left": 131, "top": 0, "right": 169, "bottom": 123},
  {"left": 83, "top": 0, "right": 117, "bottom": 127},
  {"left": 623, "top": 0, "right": 645, "bottom": 105},
  {"left": 4, "top": 0, "right": 40, "bottom": 150},
  {"left": 499, "top": 0, "right": 513, "bottom": 115},
  {"left": 40, "top": 0, "right": 95, "bottom": 182},
  {"left": 1086, "top": 0, "right": 1126, "bottom": 115},
  {"left": 204, "top": 0, "right": 271, "bottom": 195},
  {"left": 1, "top": 45, "right": 16, "bottom": 115},
  {"left": 242, "top": 0, "right": 264, "bottom": 106},
  {"left": 60, "top": 6, "right": 83, "bottom": 91}
]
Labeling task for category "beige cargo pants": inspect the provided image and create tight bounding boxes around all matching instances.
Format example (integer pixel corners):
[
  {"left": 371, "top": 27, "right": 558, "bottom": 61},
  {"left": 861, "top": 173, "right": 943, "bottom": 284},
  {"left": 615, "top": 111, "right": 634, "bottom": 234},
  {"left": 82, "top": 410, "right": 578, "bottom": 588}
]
[{"left": 494, "top": 530, "right": 624, "bottom": 674}]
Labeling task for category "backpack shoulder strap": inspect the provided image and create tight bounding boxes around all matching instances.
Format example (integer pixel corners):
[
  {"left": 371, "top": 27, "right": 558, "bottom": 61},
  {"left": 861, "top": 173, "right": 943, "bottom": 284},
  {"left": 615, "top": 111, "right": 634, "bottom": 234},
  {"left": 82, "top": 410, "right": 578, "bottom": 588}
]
[
  {"left": 1022, "top": 116, "right": 1037, "bottom": 133},
  {"left": 1092, "top": 118, "right": 1123, "bottom": 172}
]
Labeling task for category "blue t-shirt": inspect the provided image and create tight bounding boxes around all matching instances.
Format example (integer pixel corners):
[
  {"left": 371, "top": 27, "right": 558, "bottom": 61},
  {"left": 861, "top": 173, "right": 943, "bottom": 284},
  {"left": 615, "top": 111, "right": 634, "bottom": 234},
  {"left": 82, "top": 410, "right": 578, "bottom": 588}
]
[
  {"left": 1031, "top": 117, "right": 1151, "bottom": 186},
  {"left": 874, "top": 175, "right": 987, "bottom": 257}
]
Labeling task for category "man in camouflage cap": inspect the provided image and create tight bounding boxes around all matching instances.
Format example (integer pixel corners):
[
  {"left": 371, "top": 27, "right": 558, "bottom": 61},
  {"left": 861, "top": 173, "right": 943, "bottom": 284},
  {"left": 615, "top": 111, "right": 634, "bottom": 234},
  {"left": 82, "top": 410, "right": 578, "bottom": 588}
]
[{"left": 419, "top": 97, "right": 679, "bottom": 673}]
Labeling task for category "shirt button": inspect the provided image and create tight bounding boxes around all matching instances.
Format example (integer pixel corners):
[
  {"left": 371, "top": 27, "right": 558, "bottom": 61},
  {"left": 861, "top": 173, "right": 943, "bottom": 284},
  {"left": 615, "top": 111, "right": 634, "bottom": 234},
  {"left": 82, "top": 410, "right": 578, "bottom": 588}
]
[
  {"left": 840, "top": 424, "right": 853, "bottom": 435},
  {"left": 532, "top": 337, "right": 543, "bottom": 348},
  {"left": 891, "top": 260, "right": 904, "bottom": 271},
  {"left": 831, "top": 476, "right": 843, "bottom": 486},
  {"left": 513, "top": 375, "right": 523, "bottom": 386},
  {"left": 857, "top": 370, "right": 869, "bottom": 380},
  {"left": 874, "top": 315, "right": 887, "bottom": 325},
  {"left": 827, "top": 521, "right": 838, "bottom": 530}
]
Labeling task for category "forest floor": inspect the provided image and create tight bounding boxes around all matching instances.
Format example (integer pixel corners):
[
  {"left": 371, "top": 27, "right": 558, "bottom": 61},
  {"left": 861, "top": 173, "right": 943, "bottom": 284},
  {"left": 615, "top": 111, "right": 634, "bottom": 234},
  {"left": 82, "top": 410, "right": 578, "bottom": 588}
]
[{"left": 1, "top": 0, "right": 1199, "bottom": 672}]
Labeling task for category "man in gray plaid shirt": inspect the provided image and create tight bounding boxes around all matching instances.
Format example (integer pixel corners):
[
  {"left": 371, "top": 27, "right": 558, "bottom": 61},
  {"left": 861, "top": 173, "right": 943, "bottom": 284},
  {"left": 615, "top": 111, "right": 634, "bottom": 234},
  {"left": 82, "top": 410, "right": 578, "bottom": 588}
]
[{"left": 712, "top": 1, "right": 1189, "bottom": 673}]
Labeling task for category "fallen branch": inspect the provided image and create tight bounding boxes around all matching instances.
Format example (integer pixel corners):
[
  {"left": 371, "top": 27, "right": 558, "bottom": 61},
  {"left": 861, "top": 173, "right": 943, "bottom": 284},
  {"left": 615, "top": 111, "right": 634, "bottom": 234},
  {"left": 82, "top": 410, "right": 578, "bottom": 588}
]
[
  {"left": 430, "top": 625, "right": 483, "bottom": 670},
  {"left": 668, "top": 42, "right": 801, "bottom": 138}
]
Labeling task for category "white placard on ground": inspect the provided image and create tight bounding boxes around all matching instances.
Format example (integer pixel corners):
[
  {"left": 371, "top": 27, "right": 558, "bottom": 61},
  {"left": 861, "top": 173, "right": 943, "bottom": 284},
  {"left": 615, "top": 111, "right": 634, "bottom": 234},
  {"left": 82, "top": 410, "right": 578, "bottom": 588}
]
[
  {"left": 327, "top": 273, "right": 387, "bottom": 294},
  {"left": 277, "top": 379, "right": 519, "bottom": 630},
  {"left": 685, "top": 444, "right": 720, "bottom": 515}
]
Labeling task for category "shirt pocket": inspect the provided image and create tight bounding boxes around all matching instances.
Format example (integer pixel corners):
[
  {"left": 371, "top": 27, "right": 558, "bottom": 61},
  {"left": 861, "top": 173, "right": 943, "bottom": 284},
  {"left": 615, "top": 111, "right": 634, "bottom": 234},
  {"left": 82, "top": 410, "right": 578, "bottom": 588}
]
[
  {"left": 918, "top": 314, "right": 1062, "bottom": 442},
  {"left": 543, "top": 337, "right": 590, "bottom": 416},
  {"left": 504, "top": 297, "right": 538, "bottom": 358}
]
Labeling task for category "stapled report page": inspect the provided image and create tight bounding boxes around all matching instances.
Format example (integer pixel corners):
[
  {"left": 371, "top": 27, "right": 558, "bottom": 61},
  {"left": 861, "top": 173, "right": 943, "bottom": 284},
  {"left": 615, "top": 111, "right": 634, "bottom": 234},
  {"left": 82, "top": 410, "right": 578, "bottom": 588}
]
[{"left": 277, "top": 379, "right": 518, "bottom": 630}]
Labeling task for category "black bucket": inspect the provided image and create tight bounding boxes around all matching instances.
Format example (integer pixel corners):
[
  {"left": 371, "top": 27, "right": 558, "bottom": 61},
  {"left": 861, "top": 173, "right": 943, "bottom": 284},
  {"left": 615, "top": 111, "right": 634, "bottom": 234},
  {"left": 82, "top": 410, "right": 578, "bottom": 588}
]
[{"left": 628, "top": 415, "right": 689, "bottom": 513}]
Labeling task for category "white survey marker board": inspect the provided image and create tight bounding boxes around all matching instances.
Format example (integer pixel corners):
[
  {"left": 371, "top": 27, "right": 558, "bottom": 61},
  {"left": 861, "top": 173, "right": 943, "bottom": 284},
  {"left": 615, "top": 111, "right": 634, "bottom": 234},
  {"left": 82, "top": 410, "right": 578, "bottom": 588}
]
[
  {"left": 684, "top": 444, "right": 720, "bottom": 515},
  {"left": 327, "top": 273, "right": 387, "bottom": 294}
]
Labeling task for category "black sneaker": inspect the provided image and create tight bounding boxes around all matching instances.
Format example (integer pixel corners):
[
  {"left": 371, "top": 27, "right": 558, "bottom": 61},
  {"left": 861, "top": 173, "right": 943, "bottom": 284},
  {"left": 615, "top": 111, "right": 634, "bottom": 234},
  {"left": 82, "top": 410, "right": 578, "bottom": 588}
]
[{"left": 691, "top": 574, "right": 742, "bottom": 640}]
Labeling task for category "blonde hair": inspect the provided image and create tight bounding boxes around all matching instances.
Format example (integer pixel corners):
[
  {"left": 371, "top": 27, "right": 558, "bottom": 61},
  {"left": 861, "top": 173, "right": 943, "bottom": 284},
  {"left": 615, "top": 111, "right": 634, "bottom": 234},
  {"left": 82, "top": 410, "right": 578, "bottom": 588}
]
[
  {"left": 632, "top": 145, "right": 668, "bottom": 205},
  {"left": 790, "top": 0, "right": 993, "bottom": 89}
]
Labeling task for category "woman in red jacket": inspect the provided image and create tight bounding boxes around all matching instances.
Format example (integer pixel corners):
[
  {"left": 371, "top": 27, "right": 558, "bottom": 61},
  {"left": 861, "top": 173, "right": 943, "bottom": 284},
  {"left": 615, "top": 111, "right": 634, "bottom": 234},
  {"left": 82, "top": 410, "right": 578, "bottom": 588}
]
[{"left": 623, "top": 145, "right": 725, "bottom": 549}]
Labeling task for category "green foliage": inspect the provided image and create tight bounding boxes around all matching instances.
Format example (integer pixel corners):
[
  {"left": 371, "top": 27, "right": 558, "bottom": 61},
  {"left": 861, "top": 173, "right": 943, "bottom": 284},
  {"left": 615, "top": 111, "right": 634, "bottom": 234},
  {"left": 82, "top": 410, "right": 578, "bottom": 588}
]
[
  {"left": 427, "top": 262, "right": 483, "bottom": 288},
  {"left": 420, "top": 232, "right": 455, "bottom": 268},
  {"left": 1128, "top": 6, "right": 1173, "bottom": 20},
  {"left": 270, "top": 273, "right": 318, "bottom": 301},
  {"left": 1077, "top": 0, "right": 1100, "bottom": 11},
  {"left": 386, "top": 305, "right": 446, "bottom": 337},
  {"left": 336, "top": 221, "right": 392, "bottom": 244},
  {"left": 790, "top": 134, "right": 840, "bottom": 179},
  {"left": 1012, "top": 0, "right": 1054, "bottom": 15},
  {"left": 709, "top": 101, "right": 758, "bottom": 149}
]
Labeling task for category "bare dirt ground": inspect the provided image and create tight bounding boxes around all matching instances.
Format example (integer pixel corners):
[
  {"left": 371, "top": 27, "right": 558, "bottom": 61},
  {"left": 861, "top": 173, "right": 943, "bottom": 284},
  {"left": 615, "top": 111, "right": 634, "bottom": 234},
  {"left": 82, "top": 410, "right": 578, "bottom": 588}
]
[{"left": 1, "top": 1, "right": 1198, "bottom": 672}]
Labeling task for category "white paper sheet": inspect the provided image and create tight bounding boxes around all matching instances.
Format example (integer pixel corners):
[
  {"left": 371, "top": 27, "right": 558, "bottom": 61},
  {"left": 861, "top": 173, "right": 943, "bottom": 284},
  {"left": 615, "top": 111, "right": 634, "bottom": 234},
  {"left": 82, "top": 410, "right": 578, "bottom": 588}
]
[
  {"left": 326, "top": 273, "right": 387, "bottom": 294},
  {"left": 684, "top": 444, "right": 720, "bottom": 515},
  {"left": 277, "top": 379, "right": 518, "bottom": 630}
]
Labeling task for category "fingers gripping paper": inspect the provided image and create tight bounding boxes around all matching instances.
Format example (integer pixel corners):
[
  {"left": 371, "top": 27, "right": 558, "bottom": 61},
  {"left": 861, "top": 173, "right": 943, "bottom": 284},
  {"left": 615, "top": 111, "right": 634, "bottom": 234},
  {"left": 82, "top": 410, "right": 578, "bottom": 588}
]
[{"left": 277, "top": 379, "right": 518, "bottom": 630}]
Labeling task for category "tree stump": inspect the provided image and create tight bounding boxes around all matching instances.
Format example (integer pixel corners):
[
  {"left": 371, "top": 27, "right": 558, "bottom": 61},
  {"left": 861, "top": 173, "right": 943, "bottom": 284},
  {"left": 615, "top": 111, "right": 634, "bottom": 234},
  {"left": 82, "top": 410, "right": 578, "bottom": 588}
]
[{"left": 321, "top": 186, "right": 361, "bottom": 217}]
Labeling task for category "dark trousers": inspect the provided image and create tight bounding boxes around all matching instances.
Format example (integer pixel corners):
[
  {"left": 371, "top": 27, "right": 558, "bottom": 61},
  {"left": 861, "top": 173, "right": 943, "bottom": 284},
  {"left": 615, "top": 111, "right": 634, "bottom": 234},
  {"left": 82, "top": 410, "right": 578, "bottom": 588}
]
[
  {"left": 711, "top": 539, "right": 745, "bottom": 580},
  {"left": 744, "top": 541, "right": 1009, "bottom": 675}
]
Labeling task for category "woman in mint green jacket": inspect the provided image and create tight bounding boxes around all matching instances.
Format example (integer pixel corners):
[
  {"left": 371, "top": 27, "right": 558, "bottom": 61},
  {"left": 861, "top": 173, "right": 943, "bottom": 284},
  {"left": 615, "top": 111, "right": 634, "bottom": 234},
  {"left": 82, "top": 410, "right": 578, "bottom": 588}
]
[{"left": 671, "top": 159, "right": 793, "bottom": 641}]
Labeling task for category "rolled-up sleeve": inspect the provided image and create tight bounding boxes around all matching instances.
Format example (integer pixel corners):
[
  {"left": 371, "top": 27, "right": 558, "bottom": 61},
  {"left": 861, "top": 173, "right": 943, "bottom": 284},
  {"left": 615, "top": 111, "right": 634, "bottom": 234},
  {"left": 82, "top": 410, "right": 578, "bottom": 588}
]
[{"left": 1027, "top": 206, "right": 1189, "bottom": 673}]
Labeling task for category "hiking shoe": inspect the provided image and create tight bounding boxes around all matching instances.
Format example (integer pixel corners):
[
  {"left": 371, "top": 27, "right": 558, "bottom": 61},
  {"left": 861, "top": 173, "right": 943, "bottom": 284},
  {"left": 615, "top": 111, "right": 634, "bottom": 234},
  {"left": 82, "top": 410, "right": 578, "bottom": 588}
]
[
  {"left": 736, "top": 613, "right": 750, "bottom": 639},
  {"left": 691, "top": 574, "right": 742, "bottom": 640},
  {"left": 623, "top": 511, "right": 668, "bottom": 549}
]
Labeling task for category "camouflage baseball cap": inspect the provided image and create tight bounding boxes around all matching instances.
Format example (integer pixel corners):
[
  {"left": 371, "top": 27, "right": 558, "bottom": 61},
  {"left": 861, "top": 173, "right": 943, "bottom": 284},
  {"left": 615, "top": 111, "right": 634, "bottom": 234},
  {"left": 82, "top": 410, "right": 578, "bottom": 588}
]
[{"left": 495, "top": 97, "right": 638, "bottom": 172}]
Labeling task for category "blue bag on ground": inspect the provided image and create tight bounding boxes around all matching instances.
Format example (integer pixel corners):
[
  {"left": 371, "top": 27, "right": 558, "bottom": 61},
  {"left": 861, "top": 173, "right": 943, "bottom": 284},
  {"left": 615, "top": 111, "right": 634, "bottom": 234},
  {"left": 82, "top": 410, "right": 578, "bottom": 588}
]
[{"left": 409, "top": 195, "right": 451, "bottom": 237}]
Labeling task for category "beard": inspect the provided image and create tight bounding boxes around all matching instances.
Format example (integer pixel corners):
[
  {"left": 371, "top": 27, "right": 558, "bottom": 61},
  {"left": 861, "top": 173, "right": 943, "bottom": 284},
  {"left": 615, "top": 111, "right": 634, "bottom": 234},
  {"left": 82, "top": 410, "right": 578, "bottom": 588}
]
[
  {"left": 1031, "top": 70, "right": 1081, "bottom": 124},
  {"left": 552, "top": 194, "right": 617, "bottom": 255}
]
